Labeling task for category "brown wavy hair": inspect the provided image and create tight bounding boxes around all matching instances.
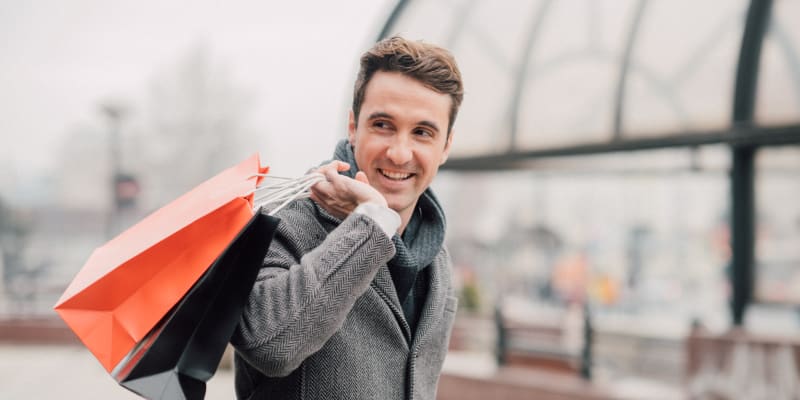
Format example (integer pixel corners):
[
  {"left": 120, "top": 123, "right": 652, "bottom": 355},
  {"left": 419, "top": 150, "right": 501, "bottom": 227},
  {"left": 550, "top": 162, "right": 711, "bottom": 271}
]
[{"left": 352, "top": 36, "right": 464, "bottom": 135}]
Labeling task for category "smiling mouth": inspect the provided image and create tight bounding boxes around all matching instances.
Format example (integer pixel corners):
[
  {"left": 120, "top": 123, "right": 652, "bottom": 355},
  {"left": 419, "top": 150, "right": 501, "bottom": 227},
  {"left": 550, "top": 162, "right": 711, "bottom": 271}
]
[{"left": 379, "top": 168, "right": 414, "bottom": 181}]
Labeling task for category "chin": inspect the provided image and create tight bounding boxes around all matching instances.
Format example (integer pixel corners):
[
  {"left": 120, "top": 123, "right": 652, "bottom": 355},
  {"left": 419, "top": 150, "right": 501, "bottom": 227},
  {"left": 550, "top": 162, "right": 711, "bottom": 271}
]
[{"left": 387, "top": 199, "right": 413, "bottom": 214}]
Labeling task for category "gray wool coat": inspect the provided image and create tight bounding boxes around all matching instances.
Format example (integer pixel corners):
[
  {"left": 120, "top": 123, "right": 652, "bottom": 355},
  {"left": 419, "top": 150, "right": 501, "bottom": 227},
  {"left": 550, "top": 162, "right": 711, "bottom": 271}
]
[{"left": 231, "top": 198, "right": 458, "bottom": 400}]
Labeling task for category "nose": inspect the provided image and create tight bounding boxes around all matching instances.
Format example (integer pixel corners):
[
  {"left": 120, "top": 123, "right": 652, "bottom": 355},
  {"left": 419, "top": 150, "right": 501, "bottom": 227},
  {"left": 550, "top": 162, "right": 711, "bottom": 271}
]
[{"left": 386, "top": 136, "right": 413, "bottom": 165}]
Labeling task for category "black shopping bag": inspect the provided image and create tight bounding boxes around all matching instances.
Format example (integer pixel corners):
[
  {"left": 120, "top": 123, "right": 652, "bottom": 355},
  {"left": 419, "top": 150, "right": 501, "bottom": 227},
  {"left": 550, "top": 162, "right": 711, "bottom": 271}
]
[{"left": 111, "top": 210, "right": 279, "bottom": 400}]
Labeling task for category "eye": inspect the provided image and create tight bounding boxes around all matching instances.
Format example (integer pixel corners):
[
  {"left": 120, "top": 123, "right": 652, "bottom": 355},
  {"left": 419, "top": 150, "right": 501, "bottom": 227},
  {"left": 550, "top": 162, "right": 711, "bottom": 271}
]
[
  {"left": 414, "top": 128, "right": 434, "bottom": 138},
  {"left": 373, "top": 120, "right": 392, "bottom": 130}
]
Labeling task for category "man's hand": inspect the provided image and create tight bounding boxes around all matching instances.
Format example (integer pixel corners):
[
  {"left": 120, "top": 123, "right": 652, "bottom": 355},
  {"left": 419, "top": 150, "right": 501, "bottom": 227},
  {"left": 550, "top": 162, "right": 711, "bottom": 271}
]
[{"left": 309, "top": 161, "right": 387, "bottom": 220}]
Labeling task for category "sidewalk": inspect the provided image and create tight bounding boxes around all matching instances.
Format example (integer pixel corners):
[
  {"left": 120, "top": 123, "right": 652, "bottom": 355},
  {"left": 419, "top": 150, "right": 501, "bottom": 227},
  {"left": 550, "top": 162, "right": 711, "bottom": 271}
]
[
  {"left": 0, "top": 344, "right": 235, "bottom": 399},
  {"left": 1, "top": 344, "right": 685, "bottom": 399}
]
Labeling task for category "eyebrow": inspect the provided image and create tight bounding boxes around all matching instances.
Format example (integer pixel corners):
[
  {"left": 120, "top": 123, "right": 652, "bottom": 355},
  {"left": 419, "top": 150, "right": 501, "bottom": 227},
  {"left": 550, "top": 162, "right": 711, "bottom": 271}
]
[{"left": 367, "top": 111, "right": 441, "bottom": 133}]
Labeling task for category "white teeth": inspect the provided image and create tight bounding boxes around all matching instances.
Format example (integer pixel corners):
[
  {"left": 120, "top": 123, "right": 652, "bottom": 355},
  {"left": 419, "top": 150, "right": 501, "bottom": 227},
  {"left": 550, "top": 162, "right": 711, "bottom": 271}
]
[{"left": 380, "top": 169, "right": 411, "bottom": 180}]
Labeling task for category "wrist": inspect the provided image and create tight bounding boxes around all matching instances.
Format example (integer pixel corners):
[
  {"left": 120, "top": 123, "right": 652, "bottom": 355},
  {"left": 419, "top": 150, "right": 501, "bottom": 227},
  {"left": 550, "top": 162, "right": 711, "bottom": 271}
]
[
  {"left": 354, "top": 202, "right": 400, "bottom": 237},
  {"left": 359, "top": 192, "right": 388, "bottom": 209}
]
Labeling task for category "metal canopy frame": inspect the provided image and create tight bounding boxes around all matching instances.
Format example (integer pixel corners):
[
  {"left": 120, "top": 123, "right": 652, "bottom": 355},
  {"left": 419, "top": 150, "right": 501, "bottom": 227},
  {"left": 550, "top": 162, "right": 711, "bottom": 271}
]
[
  {"left": 442, "top": 123, "right": 800, "bottom": 170},
  {"left": 730, "top": 0, "right": 773, "bottom": 326}
]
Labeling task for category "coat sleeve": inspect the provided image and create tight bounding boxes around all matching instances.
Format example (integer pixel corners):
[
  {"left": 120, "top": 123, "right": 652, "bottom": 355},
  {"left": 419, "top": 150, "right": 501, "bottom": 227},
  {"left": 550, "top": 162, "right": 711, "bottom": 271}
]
[{"left": 231, "top": 204, "right": 396, "bottom": 377}]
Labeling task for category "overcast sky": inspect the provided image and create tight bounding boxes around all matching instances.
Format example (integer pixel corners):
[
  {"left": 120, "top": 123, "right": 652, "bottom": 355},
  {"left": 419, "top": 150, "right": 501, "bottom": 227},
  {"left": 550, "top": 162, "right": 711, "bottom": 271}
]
[{"left": 0, "top": 0, "right": 394, "bottom": 197}]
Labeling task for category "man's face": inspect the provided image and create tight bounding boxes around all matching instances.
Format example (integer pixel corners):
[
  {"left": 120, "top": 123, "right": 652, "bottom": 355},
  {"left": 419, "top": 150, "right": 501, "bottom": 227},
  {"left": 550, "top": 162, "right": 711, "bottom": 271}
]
[{"left": 349, "top": 71, "right": 453, "bottom": 220}]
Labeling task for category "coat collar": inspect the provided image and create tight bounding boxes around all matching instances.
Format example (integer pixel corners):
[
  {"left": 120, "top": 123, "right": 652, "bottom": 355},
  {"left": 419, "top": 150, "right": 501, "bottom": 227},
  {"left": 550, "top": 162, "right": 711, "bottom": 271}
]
[{"left": 314, "top": 198, "right": 450, "bottom": 347}]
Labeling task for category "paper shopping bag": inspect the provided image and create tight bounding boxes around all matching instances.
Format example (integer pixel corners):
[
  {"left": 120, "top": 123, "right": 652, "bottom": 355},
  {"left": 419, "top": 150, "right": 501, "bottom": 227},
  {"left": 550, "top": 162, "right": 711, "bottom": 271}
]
[
  {"left": 112, "top": 210, "right": 279, "bottom": 400},
  {"left": 54, "top": 154, "right": 268, "bottom": 372}
]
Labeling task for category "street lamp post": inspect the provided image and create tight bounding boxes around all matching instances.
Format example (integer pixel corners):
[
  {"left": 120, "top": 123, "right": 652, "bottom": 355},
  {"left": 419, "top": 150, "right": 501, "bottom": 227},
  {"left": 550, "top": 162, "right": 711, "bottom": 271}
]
[{"left": 101, "top": 102, "right": 125, "bottom": 239}]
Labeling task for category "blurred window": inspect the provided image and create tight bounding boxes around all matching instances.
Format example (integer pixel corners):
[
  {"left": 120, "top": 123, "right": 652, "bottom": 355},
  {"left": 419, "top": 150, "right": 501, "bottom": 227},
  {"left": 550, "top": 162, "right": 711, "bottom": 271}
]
[
  {"left": 754, "top": 146, "right": 800, "bottom": 306},
  {"left": 436, "top": 145, "right": 732, "bottom": 384}
]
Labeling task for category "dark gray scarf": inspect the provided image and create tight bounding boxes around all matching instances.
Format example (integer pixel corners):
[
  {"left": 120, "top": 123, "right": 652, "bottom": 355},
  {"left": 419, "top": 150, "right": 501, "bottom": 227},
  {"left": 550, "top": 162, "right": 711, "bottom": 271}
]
[{"left": 332, "top": 139, "right": 446, "bottom": 331}]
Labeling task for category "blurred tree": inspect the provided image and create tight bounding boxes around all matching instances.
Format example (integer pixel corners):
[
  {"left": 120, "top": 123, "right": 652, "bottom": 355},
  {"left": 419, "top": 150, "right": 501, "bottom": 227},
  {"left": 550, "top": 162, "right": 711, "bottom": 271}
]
[
  {"left": 53, "top": 124, "right": 109, "bottom": 210},
  {"left": 0, "top": 196, "right": 35, "bottom": 312},
  {"left": 135, "top": 44, "right": 257, "bottom": 208},
  {"left": 52, "top": 44, "right": 257, "bottom": 213}
]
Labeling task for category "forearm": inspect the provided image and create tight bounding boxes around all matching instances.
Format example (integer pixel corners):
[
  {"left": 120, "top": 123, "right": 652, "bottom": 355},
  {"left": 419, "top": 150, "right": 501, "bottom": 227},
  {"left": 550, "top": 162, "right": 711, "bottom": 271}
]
[{"left": 232, "top": 212, "right": 395, "bottom": 377}]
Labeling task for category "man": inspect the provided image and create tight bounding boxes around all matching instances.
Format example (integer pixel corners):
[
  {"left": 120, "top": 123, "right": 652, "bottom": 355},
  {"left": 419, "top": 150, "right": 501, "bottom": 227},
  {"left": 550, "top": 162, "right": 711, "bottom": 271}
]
[{"left": 231, "top": 36, "right": 464, "bottom": 400}]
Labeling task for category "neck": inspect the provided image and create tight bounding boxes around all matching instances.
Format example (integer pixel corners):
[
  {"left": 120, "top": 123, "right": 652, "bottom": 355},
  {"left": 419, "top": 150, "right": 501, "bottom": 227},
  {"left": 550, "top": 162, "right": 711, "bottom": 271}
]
[{"left": 396, "top": 201, "right": 418, "bottom": 236}]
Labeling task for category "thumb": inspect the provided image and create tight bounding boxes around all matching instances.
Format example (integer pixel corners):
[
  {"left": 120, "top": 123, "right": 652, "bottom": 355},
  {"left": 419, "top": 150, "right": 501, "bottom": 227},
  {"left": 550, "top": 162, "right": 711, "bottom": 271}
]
[
  {"left": 355, "top": 171, "right": 370, "bottom": 184},
  {"left": 335, "top": 161, "right": 351, "bottom": 172}
]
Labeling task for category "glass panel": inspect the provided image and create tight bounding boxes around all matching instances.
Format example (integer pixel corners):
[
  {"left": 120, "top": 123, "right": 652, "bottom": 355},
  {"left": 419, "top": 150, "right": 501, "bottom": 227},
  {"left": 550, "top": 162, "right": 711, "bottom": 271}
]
[
  {"left": 435, "top": 147, "right": 731, "bottom": 386},
  {"left": 623, "top": 0, "right": 748, "bottom": 136},
  {"left": 459, "top": 0, "right": 541, "bottom": 69},
  {"left": 516, "top": 0, "right": 636, "bottom": 149},
  {"left": 382, "top": 0, "right": 464, "bottom": 44},
  {"left": 518, "top": 61, "right": 619, "bottom": 148},
  {"left": 448, "top": 41, "right": 515, "bottom": 156},
  {"left": 447, "top": 0, "right": 540, "bottom": 157},
  {"left": 756, "top": 0, "right": 800, "bottom": 125},
  {"left": 755, "top": 146, "right": 800, "bottom": 306}
]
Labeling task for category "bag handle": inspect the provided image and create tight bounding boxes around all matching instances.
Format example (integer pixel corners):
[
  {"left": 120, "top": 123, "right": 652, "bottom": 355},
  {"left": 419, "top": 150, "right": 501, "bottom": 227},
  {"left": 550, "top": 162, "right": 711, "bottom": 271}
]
[{"left": 249, "top": 173, "right": 325, "bottom": 215}]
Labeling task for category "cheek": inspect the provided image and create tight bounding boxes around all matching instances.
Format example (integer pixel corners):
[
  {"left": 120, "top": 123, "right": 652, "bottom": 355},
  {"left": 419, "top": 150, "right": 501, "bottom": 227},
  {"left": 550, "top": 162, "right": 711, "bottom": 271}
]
[
  {"left": 419, "top": 150, "right": 445, "bottom": 170},
  {"left": 354, "top": 142, "right": 381, "bottom": 168},
  {"left": 362, "top": 140, "right": 387, "bottom": 157}
]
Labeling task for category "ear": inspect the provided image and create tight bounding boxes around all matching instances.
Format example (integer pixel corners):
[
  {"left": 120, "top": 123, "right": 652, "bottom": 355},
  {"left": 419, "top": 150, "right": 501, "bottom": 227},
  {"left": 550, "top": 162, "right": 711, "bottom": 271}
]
[
  {"left": 440, "top": 130, "right": 454, "bottom": 165},
  {"left": 348, "top": 110, "right": 357, "bottom": 146}
]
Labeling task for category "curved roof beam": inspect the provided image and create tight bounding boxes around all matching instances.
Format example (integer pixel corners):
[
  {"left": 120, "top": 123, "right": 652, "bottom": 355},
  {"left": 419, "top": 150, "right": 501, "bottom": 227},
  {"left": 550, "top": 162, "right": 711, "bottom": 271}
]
[
  {"left": 613, "top": 0, "right": 648, "bottom": 139},
  {"left": 508, "top": 0, "right": 554, "bottom": 153},
  {"left": 768, "top": 19, "right": 800, "bottom": 114},
  {"left": 377, "top": 0, "right": 410, "bottom": 41},
  {"left": 733, "top": 0, "right": 772, "bottom": 122}
]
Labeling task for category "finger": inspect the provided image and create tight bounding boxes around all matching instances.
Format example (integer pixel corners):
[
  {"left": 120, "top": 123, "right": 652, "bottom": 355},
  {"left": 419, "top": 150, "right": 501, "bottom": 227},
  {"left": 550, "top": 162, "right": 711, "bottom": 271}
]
[
  {"left": 323, "top": 167, "right": 340, "bottom": 182},
  {"left": 319, "top": 160, "right": 349, "bottom": 172},
  {"left": 355, "top": 171, "right": 369, "bottom": 184},
  {"left": 311, "top": 182, "right": 334, "bottom": 198},
  {"left": 311, "top": 178, "right": 328, "bottom": 192},
  {"left": 309, "top": 189, "right": 332, "bottom": 204},
  {"left": 334, "top": 161, "right": 351, "bottom": 172},
  {"left": 314, "top": 161, "right": 343, "bottom": 175}
]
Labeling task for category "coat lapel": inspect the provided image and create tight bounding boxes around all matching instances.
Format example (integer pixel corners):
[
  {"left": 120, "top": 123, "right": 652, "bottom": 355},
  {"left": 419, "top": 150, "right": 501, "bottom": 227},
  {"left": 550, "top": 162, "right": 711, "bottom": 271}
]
[
  {"left": 314, "top": 199, "right": 438, "bottom": 345},
  {"left": 410, "top": 250, "right": 448, "bottom": 350},
  {"left": 370, "top": 264, "right": 412, "bottom": 342}
]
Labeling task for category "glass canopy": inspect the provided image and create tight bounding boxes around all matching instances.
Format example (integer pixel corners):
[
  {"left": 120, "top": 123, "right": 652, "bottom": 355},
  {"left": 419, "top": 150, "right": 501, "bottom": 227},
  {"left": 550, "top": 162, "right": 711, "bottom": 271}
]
[{"left": 380, "top": 0, "right": 800, "bottom": 166}]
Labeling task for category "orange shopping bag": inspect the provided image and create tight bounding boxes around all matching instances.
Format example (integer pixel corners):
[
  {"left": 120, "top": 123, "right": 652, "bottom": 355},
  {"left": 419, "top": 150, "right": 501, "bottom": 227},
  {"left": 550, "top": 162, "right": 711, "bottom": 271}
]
[{"left": 54, "top": 154, "right": 269, "bottom": 372}]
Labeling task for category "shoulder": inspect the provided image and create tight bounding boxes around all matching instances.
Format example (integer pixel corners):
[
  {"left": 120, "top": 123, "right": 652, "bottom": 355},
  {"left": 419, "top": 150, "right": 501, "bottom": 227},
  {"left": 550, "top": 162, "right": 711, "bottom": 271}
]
[
  {"left": 260, "top": 198, "right": 329, "bottom": 253},
  {"left": 260, "top": 197, "right": 392, "bottom": 260},
  {"left": 435, "top": 245, "right": 454, "bottom": 292},
  {"left": 433, "top": 245, "right": 450, "bottom": 265},
  {"left": 265, "top": 198, "right": 319, "bottom": 226}
]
